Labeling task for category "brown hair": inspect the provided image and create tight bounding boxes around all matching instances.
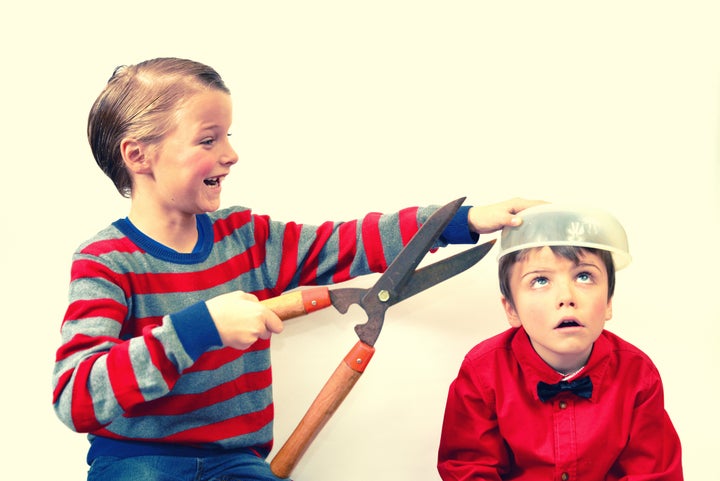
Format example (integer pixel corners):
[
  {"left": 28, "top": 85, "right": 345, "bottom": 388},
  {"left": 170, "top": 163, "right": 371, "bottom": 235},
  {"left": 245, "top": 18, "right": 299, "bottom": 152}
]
[
  {"left": 87, "top": 58, "right": 230, "bottom": 197},
  {"left": 499, "top": 246, "right": 616, "bottom": 308}
]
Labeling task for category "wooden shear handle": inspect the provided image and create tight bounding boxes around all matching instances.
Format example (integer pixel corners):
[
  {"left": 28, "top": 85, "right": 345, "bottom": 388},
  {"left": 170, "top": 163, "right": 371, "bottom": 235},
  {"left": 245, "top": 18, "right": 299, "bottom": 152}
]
[
  {"left": 261, "top": 287, "right": 332, "bottom": 321},
  {"left": 270, "top": 340, "right": 376, "bottom": 479}
]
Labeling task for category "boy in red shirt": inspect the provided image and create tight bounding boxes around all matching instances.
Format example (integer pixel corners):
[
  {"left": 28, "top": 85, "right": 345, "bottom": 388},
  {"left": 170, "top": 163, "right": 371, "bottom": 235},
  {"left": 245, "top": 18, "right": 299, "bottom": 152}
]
[{"left": 438, "top": 204, "right": 683, "bottom": 480}]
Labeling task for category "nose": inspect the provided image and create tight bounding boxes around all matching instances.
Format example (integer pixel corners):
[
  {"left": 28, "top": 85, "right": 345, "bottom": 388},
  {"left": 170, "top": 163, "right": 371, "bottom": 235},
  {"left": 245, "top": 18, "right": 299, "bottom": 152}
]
[
  {"left": 557, "top": 282, "right": 576, "bottom": 308},
  {"left": 221, "top": 143, "right": 239, "bottom": 166}
]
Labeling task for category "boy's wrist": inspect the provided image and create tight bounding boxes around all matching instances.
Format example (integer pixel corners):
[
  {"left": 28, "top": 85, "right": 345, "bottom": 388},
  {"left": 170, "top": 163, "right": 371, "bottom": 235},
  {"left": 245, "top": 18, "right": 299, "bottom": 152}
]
[
  {"left": 171, "top": 301, "right": 224, "bottom": 360},
  {"left": 441, "top": 205, "right": 479, "bottom": 244}
]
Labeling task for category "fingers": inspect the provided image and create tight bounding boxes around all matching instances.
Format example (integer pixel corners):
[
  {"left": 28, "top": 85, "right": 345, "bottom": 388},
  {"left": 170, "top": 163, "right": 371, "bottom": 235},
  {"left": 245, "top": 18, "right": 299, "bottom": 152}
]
[
  {"left": 504, "top": 197, "right": 547, "bottom": 215},
  {"left": 467, "top": 198, "right": 547, "bottom": 234},
  {"left": 206, "top": 291, "right": 284, "bottom": 350},
  {"left": 505, "top": 198, "right": 548, "bottom": 226}
]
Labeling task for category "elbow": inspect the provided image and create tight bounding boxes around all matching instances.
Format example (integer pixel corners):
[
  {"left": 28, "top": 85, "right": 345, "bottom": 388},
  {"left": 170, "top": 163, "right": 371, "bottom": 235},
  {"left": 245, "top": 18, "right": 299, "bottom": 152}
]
[
  {"left": 53, "top": 399, "right": 82, "bottom": 433},
  {"left": 52, "top": 369, "right": 81, "bottom": 432},
  {"left": 52, "top": 394, "right": 106, "bottom": 434},
  {"left": 52, "top": 367, "right": 102, "bottom": 434}
]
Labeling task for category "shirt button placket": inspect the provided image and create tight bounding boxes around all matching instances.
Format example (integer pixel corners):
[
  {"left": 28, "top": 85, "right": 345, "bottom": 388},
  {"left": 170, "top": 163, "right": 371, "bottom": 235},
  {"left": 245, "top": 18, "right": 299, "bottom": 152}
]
[{"left": 553, "top": 398, "right": 576, "bottom": 481}]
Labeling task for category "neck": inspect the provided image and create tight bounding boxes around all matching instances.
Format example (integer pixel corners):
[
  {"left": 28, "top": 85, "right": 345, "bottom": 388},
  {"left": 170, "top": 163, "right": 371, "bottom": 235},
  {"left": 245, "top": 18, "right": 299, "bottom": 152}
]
[
  {"left": 128, "top": 204, "right": 199, "bottom": 253},
  {"left": 557, "top": 365, "right": 586, "bottom": 380},
  {"left": 530, "top": 339, "right": 593, "bottom": 377}
]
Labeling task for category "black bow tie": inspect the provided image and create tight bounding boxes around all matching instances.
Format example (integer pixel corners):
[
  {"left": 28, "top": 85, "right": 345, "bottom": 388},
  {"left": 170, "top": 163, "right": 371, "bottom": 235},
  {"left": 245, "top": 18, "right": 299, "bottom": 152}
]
[{"left": 537, "top": 376, "right": 593, "bottom": 402}]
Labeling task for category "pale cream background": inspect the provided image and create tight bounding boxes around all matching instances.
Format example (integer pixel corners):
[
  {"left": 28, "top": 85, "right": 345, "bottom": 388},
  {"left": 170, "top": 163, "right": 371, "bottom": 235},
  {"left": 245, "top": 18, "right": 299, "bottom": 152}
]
[{"left": 1, "top": 1, "right": 718, "bottom": 480}]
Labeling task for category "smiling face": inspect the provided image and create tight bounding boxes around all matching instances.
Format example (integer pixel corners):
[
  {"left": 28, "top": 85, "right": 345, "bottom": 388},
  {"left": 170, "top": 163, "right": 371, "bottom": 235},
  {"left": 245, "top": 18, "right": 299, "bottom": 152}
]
[
  {"left": 502, "top": 246, "right": 613, "bottom": 373},
  {"left": 129, "top": 88, "right": 238, "bottom": 220}
]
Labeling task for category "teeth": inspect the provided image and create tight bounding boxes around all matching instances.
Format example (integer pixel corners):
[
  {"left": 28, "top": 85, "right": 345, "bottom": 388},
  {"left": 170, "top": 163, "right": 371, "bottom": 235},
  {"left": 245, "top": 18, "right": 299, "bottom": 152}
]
[{"left": 204, "top": 177, "right": 220, "bottom": 186}]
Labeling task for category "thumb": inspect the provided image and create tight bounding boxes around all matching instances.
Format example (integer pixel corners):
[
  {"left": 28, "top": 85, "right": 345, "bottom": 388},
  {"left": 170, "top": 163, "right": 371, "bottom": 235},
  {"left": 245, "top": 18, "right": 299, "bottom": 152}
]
[
  {"left": 508, "top": 214, "right": 523, "bottom": 227},
  {"left": 265, "top": 311, "right": 285, "bottom": 334}
]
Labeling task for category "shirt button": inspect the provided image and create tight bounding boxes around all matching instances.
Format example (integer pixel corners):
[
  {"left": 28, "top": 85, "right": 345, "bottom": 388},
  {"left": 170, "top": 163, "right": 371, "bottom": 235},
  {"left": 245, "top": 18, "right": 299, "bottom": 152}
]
[
  {"left": 561, "top": 473, "right": 570, "bottom": 481},
  {"left": 559, "top": 401, "right": 568, "bottom": 409}
]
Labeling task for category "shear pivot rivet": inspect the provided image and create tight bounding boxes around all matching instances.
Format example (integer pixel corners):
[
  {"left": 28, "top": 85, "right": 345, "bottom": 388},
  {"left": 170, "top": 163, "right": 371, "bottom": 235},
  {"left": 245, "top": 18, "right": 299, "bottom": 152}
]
[
  {"left": 356, "top": 358, "right": 363, "bottom": 364},
  {"left": 311, "top": 300, "right": 317, "bottom": 306},
  {"left": 377, "top": 290, "right": 390, "bottom": 302}
]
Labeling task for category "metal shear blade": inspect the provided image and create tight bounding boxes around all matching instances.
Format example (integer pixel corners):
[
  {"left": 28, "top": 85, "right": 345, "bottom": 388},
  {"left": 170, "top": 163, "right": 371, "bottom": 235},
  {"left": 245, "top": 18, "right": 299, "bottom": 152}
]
[{"left": 330, "top": 196, "right": 488, "bottom": 346}]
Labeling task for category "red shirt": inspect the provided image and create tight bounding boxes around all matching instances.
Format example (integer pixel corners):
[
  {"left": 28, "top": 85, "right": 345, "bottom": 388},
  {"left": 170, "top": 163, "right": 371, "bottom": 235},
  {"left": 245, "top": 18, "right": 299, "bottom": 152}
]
[{"left": 438, "top": 327, "right": 683, "bottom": 480}]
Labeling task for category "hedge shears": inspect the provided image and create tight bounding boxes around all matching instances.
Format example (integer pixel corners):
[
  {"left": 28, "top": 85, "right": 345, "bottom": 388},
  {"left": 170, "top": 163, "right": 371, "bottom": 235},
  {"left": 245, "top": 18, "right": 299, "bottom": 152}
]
[{"left": 261, "top": 197, "right": 495, "bottom": 478}]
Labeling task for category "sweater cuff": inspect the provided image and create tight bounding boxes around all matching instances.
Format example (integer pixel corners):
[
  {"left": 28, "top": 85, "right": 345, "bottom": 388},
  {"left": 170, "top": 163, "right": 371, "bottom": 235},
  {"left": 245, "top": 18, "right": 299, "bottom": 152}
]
[
  {"left": 171, "top": 301, "right": 223, "bottom": 361},
  {"left": 440, "top": 205, "right": 479, "bottom": 244}
]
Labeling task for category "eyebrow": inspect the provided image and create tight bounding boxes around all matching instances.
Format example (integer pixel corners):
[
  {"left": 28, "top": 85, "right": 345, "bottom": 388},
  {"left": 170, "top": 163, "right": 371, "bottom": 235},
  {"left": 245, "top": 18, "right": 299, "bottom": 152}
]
[
  {"left": 197, "top": 122, "right": 224, "bottom": 131},
  {"left": 519, "top": 262, "right": 602, "bottom": 279},
  {"left": 520, "top": 268, "right": 552, "bottom": 280},
  {"left": 575, "top": 262, "right": 602, "bottom": 271}
]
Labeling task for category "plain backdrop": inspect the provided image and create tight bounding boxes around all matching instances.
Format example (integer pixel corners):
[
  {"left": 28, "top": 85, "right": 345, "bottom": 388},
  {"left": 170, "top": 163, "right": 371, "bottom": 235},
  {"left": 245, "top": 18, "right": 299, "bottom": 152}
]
[{"left": 2, "top": 1, "right": 718, "bottom": 480}]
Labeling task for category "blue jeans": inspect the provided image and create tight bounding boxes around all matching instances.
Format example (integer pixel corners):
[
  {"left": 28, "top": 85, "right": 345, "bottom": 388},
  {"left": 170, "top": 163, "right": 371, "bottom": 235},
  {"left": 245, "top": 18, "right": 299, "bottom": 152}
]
[{"left": 87, "top": 452, "right": 290, "bottom": 481}]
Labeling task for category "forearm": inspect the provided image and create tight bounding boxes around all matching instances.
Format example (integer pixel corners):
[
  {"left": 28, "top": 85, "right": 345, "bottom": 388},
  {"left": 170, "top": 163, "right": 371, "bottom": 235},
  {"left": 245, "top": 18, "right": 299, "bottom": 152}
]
[
  {"left": 278, "top": 204, "right": 476, "bottom": 290},
  {"left": 52, "top": 258, "right": 219, "bottom": 432},
  {"left": 52, "top": 311, "right": 212, "bottom": 433}
]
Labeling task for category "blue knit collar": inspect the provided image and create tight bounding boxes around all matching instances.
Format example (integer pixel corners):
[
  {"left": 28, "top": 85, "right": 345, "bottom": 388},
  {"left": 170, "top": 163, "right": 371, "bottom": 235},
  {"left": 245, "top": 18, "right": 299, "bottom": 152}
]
[{"left": 113, "top": 214, "right": 214, "bottom": 264}]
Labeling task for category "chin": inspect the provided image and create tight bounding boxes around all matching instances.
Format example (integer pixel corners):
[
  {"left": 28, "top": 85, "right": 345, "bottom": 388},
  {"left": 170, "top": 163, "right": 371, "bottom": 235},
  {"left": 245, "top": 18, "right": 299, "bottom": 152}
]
[{"left": 199, "top": 200, "right": 221, "bottom": 213}]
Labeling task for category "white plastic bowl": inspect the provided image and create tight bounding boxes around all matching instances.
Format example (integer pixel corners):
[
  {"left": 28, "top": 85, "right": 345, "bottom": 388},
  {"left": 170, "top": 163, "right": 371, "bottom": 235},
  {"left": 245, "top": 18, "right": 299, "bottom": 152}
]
[{"left": 498, "top": 204, "right": 632, "bottom": 270}]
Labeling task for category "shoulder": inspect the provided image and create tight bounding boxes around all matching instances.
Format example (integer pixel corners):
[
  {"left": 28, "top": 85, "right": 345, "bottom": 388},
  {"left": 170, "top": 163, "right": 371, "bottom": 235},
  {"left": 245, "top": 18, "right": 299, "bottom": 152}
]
[
  {"left": 205, "top": 206, "right": 260, "bottom": 237},
  {"left": 207, "top": 205, "right": 253, "bottom": 225},
  {"left": 209, "top": 205, "right": 251, "bottom": 219},
  {"left": 464, "top": 328, "right": 517, "bottom": 365},
  {"left": 68, "top": 223, "right": 142, "bottom": 284},
  {"left": 598, "top": 330, "right": 663, "bottom": 381},
  {"left": 74, "top": 222, "right": 135, "bottom": 258},
  {"left": 206, "top": 206, "right": 292, "bottom": 250},
  {"left": 600, "top": 330, "right": 656, "bottom": 363},
  {"left": 452, "top": 329, "right": 521, "bottom": 401}
]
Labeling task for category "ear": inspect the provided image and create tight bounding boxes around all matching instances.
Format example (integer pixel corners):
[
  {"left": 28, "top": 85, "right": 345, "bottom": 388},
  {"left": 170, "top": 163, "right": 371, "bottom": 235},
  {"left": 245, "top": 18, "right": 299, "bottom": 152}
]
[
  {"left": 120, "top": 138, "right": 152, "bottom": 175},
  {"left": 605, "top": 297, "right": 613, "bottom": 322},
  {"left": 502, "top": 297, "right": 522, "bottom": 328}
]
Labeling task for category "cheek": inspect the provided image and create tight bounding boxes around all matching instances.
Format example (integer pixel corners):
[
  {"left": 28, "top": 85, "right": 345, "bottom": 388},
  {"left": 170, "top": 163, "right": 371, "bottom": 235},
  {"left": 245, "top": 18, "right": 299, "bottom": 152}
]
[
  {"left": 174, "top": 151, "right": 213, "bottom": 176},
  {"left": 590, "top": 297, "right": 612, "bottom": 320},
  {"left": 191, "top": 157, "right": 215, "bottom": 177},
  {"left": 514, "top": 295, "right": 550, "bottom": 323}
]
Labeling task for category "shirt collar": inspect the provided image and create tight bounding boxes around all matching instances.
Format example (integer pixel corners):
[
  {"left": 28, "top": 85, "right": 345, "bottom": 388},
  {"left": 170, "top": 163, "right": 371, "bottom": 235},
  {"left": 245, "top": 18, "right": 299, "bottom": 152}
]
[{"left": 511, "top": 327, "right": 612, "bottom": 403}]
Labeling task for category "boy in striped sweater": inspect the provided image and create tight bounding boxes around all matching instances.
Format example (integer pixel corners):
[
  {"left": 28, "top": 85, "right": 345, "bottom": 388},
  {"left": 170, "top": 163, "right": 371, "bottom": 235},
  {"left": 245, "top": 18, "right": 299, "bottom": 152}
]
[{"left": 52, "top": 57, "right": 540, "bottom": 481}]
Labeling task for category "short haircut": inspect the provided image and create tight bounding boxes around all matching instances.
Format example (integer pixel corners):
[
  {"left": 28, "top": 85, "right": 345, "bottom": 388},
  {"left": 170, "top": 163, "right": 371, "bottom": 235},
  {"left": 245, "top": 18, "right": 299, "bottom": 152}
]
[{"left": 87, "top": 58, "right": 230, "bottom": 197}]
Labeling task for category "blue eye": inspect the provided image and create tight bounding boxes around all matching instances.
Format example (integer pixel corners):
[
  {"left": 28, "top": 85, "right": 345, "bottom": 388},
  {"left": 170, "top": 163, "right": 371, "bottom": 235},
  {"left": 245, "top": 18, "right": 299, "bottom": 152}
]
[
  {"left": 577, "top": 272, "right": 592, "bottom": 283},
  {"left": 531, "top": 276, "right": 549, "bottom": 288}
]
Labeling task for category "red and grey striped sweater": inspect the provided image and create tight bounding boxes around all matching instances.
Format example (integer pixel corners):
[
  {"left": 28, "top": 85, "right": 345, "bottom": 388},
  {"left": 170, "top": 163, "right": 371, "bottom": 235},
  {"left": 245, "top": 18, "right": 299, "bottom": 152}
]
[{"left": 52, "top": 204, "right": 475, "bottom": 462}]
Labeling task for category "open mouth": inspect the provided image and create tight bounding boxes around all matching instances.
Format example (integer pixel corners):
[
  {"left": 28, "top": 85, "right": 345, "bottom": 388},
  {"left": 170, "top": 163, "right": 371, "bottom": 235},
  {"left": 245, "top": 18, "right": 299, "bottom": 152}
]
[
  {"left": 204, "top": 176, "right": 222, "bottom": 187},
  {"left": 556, "top": 319, "right": 581, "bottom": 329}
]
